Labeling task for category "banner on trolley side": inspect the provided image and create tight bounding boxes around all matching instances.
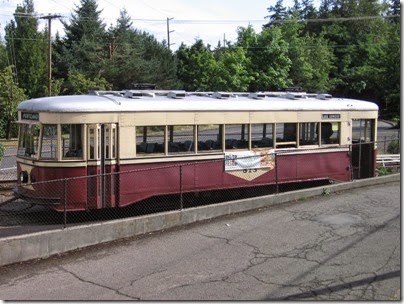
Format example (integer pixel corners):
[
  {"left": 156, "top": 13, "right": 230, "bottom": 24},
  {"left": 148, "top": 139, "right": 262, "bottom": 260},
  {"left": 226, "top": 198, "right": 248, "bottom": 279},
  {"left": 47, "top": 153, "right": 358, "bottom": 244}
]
[{"left": 224, "top": 149, "right": 275, "bottom": 171}]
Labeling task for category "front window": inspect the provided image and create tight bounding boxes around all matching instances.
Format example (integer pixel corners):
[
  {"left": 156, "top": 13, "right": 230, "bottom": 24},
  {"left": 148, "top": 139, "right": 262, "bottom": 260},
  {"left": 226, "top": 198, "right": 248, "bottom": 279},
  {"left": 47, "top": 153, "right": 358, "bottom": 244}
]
[
  {"left": 17, "top": 124, "right": 40, "bottom": 158},
  {"left": 41, "top": 124, "right": 58, "bottom": 159}
]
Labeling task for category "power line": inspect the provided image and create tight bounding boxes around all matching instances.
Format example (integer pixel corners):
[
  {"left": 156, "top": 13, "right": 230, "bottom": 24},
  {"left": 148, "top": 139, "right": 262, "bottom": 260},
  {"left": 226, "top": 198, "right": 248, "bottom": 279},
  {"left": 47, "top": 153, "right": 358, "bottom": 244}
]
[{"left": 0, "top": 12, "right": 399, "bottom": 24}]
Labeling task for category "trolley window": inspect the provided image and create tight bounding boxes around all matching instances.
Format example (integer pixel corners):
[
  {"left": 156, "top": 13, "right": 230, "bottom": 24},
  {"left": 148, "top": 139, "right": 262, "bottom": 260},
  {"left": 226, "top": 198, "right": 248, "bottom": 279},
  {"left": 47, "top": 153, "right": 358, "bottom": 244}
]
[
  {"left": 299, "top": 123, "right": 318, "bottom": 146},
  {"left": 252, "top": 123, "right": 274, "bottom": 148},
  {"left": 319, "top": 122, "right": 340, "bottom": 145},
  {"left": 62, "top": 124, "right": 83, "bottom": 159},
  {"left": 352, "top": 120, "right": 373, "bottom": 143},
  {"left": 136, "top": 126, "right": 165, "bottom": 156},
  {"left": 168, "top": 125, "right": 195, "bottom": 154},
  {"left": 225, "top": 124, "right": 249, "bottom": 150},
  {"left": 41, "top": 124, "right": 58, "bottom": 159},
  {"left": 276, "top": 123, "right": 297, "bottom": 148},
  {"left": 17, "top": 124, "right": 40, "bottom": 158},
  {"left": 197, "top": 124, "right": 223, "bottom": 153}
]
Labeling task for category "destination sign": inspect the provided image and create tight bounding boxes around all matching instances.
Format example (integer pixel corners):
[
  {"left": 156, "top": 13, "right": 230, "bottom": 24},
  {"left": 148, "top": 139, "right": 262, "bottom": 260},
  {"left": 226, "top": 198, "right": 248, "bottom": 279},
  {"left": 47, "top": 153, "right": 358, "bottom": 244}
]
[
  {"left": 322, "top": 113, "right": 340, "bottom": 119},
  {"left": 21, "top": 112, "right": 39, "bottom": 121}
]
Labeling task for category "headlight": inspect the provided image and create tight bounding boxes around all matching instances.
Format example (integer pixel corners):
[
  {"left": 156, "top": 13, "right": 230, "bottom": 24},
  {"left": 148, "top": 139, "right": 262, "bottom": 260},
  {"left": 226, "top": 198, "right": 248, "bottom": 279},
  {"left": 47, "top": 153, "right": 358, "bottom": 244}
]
[{"left": 20, "top": 171, "right": 29, "bottom": 183}]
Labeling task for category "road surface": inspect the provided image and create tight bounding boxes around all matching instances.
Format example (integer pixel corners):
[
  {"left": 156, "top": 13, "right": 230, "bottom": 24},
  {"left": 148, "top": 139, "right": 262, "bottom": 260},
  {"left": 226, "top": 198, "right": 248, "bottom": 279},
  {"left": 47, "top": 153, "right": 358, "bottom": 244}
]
[{"left": 0, "top": 181, "right": 400, "bottom": 300}]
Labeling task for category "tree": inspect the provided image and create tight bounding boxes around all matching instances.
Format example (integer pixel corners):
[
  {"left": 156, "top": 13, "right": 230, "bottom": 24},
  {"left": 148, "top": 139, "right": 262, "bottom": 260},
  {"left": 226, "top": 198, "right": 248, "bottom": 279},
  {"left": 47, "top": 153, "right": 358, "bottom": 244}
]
[
  {"left": 280, "top": 17, "right": 334, "bottom": 92},
  {"left": 104, "top": 10, "right": 178, "bottom": 90},
  {"left": 264, "top": 0, "right": 288, "bottom": 28},
  {"left": 211, "top": 45, "right": 252, "bottom": 91},
  {"left": 176, "top": 40, "right": 218, "bottom": 91},
  {"left": 237, "top": 25, "right": 291, "bottom": 91},
  {"left": 0, "top": 43, "right": 8, "bottom": 70},
  {"left": 57, "top": 0, "right": 107, "bottom": 79},
  {"left": 0, "top": 66, "right": 27, "bottom": 139},
  {"left": 63, "top": 71, "right": 111, "bottom": 95},
  {"left": 4, "top": 0, "right": 47, "bottom": 98}
]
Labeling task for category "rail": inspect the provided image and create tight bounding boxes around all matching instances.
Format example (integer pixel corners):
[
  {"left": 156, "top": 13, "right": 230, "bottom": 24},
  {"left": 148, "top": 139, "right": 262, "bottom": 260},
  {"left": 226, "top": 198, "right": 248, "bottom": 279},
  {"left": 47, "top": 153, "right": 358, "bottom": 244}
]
[{"left": 376, "top": 154, "right": 400, "bottom": 167}]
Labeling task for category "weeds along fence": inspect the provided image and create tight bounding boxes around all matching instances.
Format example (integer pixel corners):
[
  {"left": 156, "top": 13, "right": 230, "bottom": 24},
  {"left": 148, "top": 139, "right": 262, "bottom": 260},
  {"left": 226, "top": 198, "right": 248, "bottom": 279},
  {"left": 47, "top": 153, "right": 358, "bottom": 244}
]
[{"left": 0, "top": 138, "right": 400, "bottom": 230}]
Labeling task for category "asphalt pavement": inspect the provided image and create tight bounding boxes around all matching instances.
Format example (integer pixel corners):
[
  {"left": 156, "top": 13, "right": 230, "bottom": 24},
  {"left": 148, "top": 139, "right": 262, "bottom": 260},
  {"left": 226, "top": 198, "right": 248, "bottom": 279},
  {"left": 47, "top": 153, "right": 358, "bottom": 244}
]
[{"left": 0, "top": 181, "right": 400, "bottom": 301}]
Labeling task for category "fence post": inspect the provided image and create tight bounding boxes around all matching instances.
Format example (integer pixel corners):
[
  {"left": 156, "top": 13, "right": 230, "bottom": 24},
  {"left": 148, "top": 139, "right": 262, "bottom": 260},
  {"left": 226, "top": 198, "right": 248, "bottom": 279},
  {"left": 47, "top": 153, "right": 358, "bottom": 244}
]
[
  {"left": 63, "top": 179, "right": 67, "bottom": 229},
  {"left": 180, "top": 165, "right": 183, "bottom": 210},
  {"left": 275, "top": 151, "right": 279, "bottom": 194}
]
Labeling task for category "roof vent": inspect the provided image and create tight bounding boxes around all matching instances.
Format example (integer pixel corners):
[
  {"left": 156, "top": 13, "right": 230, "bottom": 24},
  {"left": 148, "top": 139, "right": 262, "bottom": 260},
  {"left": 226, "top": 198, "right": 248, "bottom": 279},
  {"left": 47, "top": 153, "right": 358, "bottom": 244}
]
[
  {"left": 248, "top": 92, "right": 266, "bottom": 100},
  {"left": 124, "top": 90, "right": 155, "bottom": 98},
  {"left": 212, "top": 92, "right": 231, "bottom": 99},
  {"left": 285, "top": 92, "right": 306, "bottom": 100},
  {"left": 316, "top": 93, "right": 332, "bottom": 100},
  {"left": 167, "top": 91, "right": 186, "bottom": 99},
  {"left": 124, "top": 91, "right": 143, "bottom": 99}
]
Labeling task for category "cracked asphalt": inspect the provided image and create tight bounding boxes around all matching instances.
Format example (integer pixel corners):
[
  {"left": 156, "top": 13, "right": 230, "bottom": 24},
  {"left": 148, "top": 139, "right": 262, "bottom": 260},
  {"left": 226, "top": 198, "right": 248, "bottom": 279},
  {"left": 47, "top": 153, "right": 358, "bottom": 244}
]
[{"left": 0, "top": 181, "right": 400, "bottom": 300}]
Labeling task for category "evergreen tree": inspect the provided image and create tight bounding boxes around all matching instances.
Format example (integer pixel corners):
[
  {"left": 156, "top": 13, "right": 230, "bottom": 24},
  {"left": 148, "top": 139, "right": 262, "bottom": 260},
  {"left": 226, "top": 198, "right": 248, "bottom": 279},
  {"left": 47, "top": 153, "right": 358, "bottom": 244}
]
[
  {"left": 264, "top": 0, "right": 288, "bottom": 28},
  {"left": 104, "top": 9, "right": 178, "bottom": 90},
  {"left": 58, "top": 0, "right": 107, "bottom": 80},
  {"left": 0, "top": 43, "right": 8, "bottom": 70},
  {"left": 4, "top": 0, "right": 47, "bottom": 98}
]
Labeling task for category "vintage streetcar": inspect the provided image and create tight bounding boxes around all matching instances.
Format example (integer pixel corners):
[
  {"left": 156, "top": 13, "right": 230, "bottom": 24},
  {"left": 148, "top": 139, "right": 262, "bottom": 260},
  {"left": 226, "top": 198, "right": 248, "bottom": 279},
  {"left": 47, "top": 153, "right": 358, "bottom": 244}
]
[{"left": 14, "top": 90, "right": 378, "bottom": 211}]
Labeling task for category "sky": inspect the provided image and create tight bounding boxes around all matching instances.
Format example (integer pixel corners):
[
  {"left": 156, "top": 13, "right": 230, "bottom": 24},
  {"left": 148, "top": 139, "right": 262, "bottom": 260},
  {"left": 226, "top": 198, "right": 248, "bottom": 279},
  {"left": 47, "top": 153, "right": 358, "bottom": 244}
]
[{"left": 0, "top": 0, "right": 298, "bottom": 50}]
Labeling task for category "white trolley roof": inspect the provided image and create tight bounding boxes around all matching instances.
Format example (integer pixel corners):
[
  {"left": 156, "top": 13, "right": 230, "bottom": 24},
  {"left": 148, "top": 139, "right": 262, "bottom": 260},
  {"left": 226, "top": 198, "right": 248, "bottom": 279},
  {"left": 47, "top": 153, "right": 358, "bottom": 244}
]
[{"left": 18, "top": 91, "right": 379, "bottom": 113}]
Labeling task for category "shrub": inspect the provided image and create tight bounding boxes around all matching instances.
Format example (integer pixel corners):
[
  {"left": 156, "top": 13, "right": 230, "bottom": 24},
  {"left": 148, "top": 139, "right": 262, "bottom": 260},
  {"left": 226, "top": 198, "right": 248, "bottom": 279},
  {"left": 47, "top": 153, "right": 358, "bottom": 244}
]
[
  {"left": 387, "top": 139, "right": 400, "bottom": 154},
  {"left": 0, "top": 143, "right": 4, "bottom": 162}
]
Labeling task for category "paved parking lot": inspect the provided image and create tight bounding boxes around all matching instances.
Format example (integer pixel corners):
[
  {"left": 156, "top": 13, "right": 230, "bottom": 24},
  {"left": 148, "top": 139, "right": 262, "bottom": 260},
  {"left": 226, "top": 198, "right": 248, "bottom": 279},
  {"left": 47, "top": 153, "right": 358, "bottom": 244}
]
[{"left": 0, "top": 181, "right": 400, "bottom": 300}]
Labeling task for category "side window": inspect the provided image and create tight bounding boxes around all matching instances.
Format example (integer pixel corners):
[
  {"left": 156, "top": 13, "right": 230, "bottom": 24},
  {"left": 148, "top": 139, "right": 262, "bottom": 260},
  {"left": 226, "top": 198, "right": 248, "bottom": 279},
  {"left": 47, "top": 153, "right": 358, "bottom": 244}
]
[
  {"left": 276, "top": 123, "right": 297, "bottom": 148},
  {"left": 251, "top": 123, "right": 273, "bottom": 148},
  {"left": 197, "top": 124, "right": 223, "bottom": 153},
  {"left": 168, "top": 125, "right": 195, "bottom": 154},
  {"left": 41, "top": 124, "right": 58, "bottom": 159},
  {"left": 352, "top": 119, "right": 372, "bottom": 143},
  {"left": 136, "top": 126, "right": 165, "bottom": 156},
  {"left": 299, "top": 123, "right": 319, "bottom": 146},
  {"left": 225, "top": 124, "right": 249, "bottom": 150},
  {"left": 320, "top": 122, "right": 340, "bottom": 145},
  {"left": 62, "top": 124, "right": 83, "bottom": 159}
]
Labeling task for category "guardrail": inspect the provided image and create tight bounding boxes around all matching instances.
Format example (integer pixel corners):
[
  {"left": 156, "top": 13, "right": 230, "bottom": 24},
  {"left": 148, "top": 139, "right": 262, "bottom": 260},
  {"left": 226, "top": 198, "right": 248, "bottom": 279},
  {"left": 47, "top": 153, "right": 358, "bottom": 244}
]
[{"left": 376, "top": 154, "right": 400, "bottom": 167}]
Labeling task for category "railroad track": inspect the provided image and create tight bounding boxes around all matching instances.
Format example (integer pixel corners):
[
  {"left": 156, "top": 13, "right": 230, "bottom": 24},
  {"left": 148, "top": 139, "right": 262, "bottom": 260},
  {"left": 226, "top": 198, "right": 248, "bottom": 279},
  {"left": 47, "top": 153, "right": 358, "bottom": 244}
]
[{"left": 0, "top": 180, "right": 17, "bottom": 192}]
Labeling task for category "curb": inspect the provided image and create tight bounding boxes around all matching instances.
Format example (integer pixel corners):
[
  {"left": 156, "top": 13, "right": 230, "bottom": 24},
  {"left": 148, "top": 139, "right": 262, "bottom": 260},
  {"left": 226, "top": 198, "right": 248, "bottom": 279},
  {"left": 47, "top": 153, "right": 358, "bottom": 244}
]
[{"left": 0, "top": 174, "right": 400, "bottom": 267}]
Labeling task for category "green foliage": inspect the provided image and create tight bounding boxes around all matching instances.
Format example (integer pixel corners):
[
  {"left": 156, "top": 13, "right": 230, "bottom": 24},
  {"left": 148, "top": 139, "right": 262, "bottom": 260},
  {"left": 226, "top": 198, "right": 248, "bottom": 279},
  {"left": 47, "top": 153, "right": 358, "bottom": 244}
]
[
  {"left": 0, "top": 66, "right": 27, "bottom": 139},
  {"left": 376, "top": 166, "right": 395, "bottom": 176},
  {"left": 176, "top": 40, "right": 218, "bottom": 91},
  {"left": 5, "top": 0, "right": 47, "bottom": 98},
  {"left": 63, "top": 71, "right": 111, "bottom": 95},
  {"left": 0, "top": 143, "right": 4, "bottom": 162},
  {"left": 387, "top": 139, "right": 400, "bottom": 154},
  {"left": 236, "top": 25, "right": 292, "bottom": 91}
]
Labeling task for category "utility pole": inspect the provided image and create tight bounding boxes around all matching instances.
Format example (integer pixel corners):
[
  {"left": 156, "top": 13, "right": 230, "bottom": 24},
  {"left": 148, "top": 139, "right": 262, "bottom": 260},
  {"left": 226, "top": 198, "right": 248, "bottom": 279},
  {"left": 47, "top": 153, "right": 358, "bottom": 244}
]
[
  {"left": 40, "top": 14, "right": 61, "bottom": 96},
  {"left": 167, "top": 17, "right": 175, "bottom": 50}
]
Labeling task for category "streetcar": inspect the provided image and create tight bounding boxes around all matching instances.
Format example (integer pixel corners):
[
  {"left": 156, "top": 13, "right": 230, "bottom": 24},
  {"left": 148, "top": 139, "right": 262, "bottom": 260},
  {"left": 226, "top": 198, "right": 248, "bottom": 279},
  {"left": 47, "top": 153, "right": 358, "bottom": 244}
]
[{"left": 14, "top": 90, "right": 379, "bottom": 211}]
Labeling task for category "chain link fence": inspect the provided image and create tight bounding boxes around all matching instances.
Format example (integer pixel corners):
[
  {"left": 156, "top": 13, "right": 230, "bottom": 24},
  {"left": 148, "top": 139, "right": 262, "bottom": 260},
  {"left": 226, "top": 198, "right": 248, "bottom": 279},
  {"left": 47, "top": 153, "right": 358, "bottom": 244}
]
[{"left": 0, "top": 138, "right": 400, "bottom": 232}]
